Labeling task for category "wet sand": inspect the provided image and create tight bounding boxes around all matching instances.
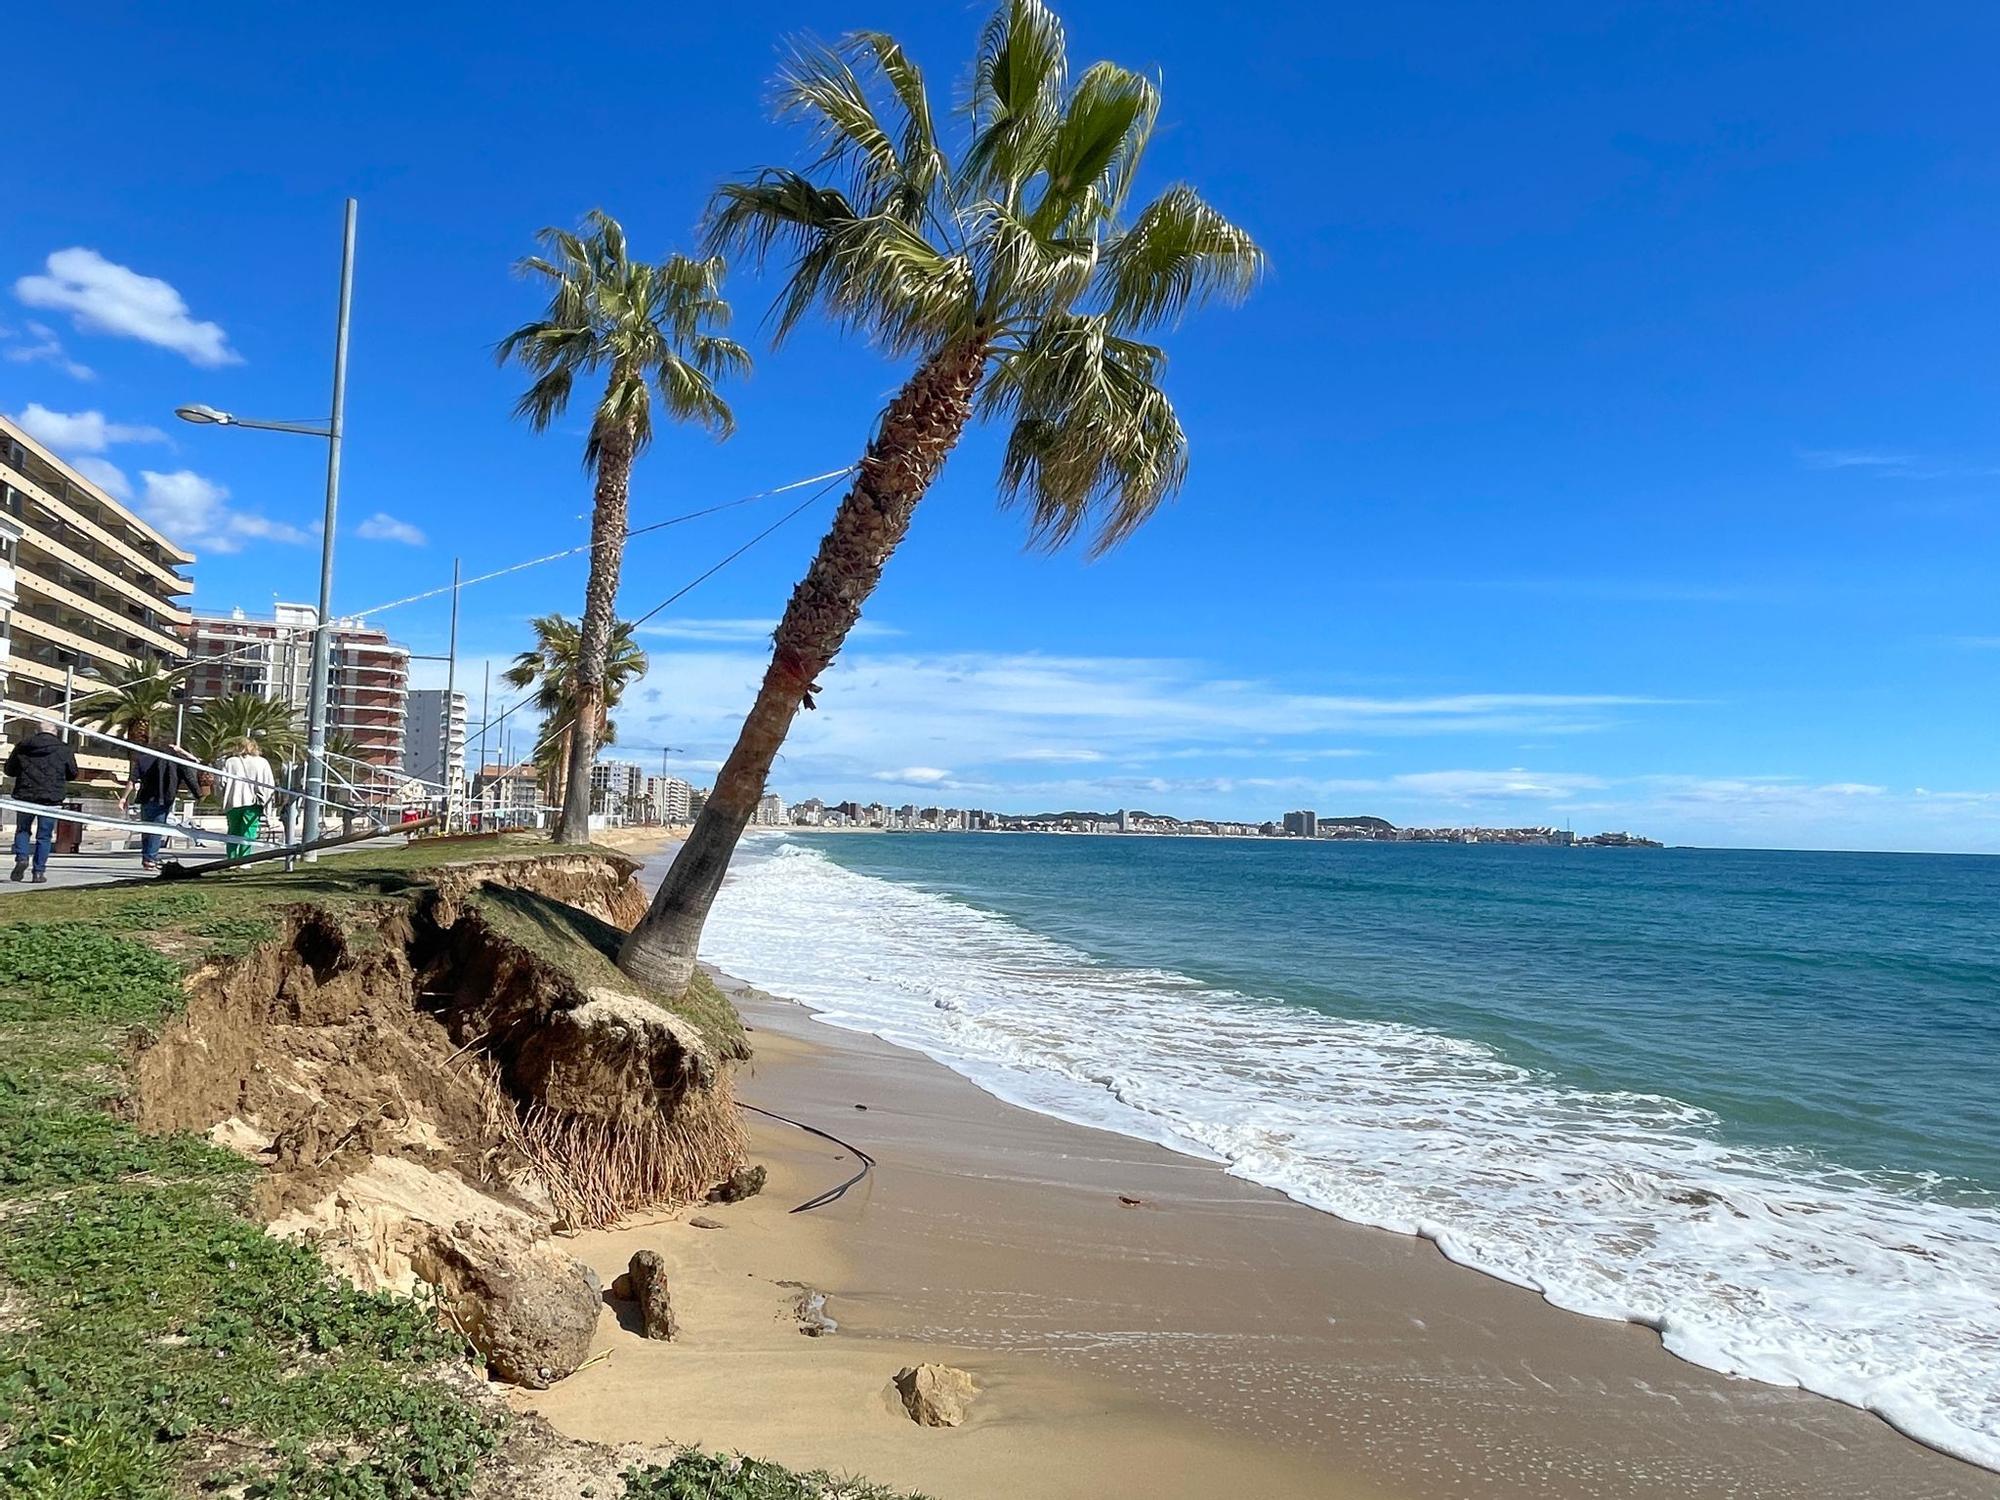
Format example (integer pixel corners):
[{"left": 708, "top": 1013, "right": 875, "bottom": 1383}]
[{"left": 516, "top": 951, "right": 1998, "bottom": 1499}]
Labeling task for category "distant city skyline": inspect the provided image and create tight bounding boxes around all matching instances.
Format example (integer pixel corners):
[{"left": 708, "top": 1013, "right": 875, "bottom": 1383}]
[{"left": 772, "top": 794, "right": 1658, "bottom": 846}]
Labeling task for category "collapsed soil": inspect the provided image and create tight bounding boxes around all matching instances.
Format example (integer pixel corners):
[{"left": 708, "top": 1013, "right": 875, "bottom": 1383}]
[{"left": 131, "top": 850, "right": 747, "bottom": 1242}]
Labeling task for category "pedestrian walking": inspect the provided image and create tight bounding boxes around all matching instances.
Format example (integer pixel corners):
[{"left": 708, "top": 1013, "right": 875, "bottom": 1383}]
[
  {"left": 119, "top": 723, "right": 201, "bottom": 871},
  {"left": 6, "top": 719, "right": 78, "bottom": 884},
  {"left": 218, "top": 737, "right": 276, "bottom": 860}
]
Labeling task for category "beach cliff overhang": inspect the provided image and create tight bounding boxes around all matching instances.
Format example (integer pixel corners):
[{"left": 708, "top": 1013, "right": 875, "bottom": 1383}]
[{"left": 131, "top": 848, "right": 750, "bottom": 1231}]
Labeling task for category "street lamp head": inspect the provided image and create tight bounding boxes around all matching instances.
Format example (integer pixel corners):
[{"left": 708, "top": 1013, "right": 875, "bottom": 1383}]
[{"left": 174, "top": 403, "right": 234, "bottom": 426}]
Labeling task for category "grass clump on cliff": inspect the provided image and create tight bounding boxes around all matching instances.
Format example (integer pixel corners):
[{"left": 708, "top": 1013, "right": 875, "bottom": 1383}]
[{"left": 465, "top": 880, "right": 748, "bottom": 1060}]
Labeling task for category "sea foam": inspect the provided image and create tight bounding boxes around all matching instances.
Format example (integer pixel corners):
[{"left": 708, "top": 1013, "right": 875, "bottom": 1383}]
[{"left": 701, "top": 839, "right": 2000, "bottom": 1471}]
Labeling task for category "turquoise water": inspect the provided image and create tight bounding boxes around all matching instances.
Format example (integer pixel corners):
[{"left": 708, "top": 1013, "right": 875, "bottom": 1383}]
[
  {"left": 804, "top": 837, "right": 2000, "bottom": 1194},
  {"left": 700, "top": 834, "right": 2000, "bottom": 1467}
]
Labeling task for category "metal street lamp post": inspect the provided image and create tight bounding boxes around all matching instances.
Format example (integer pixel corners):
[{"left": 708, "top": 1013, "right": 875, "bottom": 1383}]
[{"left": 177, "top": 198, "right": 356, "bottom": 860}]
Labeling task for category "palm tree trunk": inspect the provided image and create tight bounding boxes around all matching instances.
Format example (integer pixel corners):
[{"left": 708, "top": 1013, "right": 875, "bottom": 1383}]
[
  {"left": 618, "top": 335, "right": 989, "bottom": 992},
  {"left": 556, "top": 416, "right": 635, "bottom": 843}
]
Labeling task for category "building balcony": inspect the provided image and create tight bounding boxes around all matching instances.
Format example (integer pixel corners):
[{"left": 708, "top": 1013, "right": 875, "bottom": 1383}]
[
  {"left": 1, "top": 462, "right": 194, "bottom": 593},
  {"left": 15, "top": 522, "right": 192, "bottom": 630},
  {"left": 15, "top": 569, "right": 187, "bottom": 659}
]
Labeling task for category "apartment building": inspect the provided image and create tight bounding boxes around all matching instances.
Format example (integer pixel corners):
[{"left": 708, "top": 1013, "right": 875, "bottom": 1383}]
[
  {"left": 472, "top": 762, "right": 542, "bottom": 826},
  {"left": 589, "top": 758, "right": 645, "bottom": 816},
  {"left": 645, "top": 774, "right": 693, "bottom": 824},
  {"left": 404, "top": 688, "right": 468, "bottom": 803},
  {"left": 0, "top": 413, "right": 194, "bottom": 781},
  {"left": 0, "top": 511, "right": 20, "bottom": 707},
  {"left": 183, "top": 605, "right": 410, "bottom": 769}
]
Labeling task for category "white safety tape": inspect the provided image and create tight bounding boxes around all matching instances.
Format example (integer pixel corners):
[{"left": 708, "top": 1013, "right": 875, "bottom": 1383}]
[{"left": 0, "top": 795, "right": 286, "bottom": 850}]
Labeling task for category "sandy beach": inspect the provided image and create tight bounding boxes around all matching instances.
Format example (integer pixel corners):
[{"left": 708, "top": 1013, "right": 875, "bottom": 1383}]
[{"left": 516, "top": 833, "right": 1999, "bottom": 1499}]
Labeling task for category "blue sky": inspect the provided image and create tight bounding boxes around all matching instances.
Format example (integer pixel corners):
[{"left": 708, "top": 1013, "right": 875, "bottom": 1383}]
[{"left": 4, "top": 2, "right": 1996, "bottom": 850}]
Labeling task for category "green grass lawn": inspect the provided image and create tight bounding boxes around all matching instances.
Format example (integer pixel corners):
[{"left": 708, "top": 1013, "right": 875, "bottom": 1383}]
[
  {"left": 0, "top": 848, "right": 532, "bottom": 1497},
  {"left": 0, "top": 842, "right": 881, "bottom": 1497}
]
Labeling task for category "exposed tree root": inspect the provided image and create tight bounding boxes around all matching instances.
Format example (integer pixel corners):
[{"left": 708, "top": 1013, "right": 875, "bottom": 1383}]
[{"left": 515, "top": 1080, "right": 747, "bottom": 1230}]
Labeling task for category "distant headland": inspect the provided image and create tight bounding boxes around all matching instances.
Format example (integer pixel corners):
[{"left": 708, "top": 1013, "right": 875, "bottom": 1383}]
[{"left": 765, "top": 797, "right": 1661, "bottom": 847}]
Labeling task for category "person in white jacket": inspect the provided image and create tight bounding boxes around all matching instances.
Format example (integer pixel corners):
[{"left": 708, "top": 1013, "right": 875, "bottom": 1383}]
[{"left": 218, "top": 738, "right": 276, "bottom": 860}]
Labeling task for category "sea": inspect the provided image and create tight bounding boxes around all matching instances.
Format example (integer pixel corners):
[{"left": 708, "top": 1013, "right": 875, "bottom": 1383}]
[{"left": 697, "top": 832, "right": 2000, "bottom": 1470}]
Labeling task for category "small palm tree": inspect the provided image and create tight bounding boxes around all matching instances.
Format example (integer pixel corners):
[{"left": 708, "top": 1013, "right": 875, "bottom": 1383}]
[
  {"left": 77, "top": 667, "right": 177, "bottom": 741},
  {"left": 620, "top": 0, "right": 1262, "bottom": 990},
  {"left": 185, "top": 693, "right": 304, "bottom": 778},
  {"left": 501, "top": 614, "right": 648, "bottom": 805},
  {"left": 498, "top": 211, "right": 748, "bottom": 844}
]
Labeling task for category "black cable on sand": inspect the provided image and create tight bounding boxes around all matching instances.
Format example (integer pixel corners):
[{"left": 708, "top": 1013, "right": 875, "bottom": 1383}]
[{"left": 737, "top": 1100, "right": 876, "bottom": 1213}]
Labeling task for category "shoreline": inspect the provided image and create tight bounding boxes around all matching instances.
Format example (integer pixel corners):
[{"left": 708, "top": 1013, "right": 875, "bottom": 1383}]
[{"left": 530, "top": 832, "right": 1999, "bottom": 1496}]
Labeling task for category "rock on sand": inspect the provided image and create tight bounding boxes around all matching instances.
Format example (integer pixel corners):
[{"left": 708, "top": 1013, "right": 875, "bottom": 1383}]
[
  {"left": 412, "top": 1219, "right": 600, "bottom": 1389},
  {"left": 893, "top": 1363, "right": 978, "bottom": 1427},
  {"left": 626, "top": 1249, "right": 678, "bottom": 1341}
]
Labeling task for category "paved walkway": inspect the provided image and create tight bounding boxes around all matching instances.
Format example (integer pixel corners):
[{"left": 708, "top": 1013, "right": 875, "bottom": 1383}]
[
  {"left": 0, "top": 831, "right": 462, "bottom": 895},
  {"left": 0, "top": 846, "right": 216, "bottom": 892}
]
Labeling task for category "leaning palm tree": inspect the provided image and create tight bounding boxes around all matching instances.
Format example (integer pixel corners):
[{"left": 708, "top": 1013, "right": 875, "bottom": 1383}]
[
  {"left": 620, "top": 0, "right": 1262, "bottom": 990},
  {"left": 497, "top": 211, "right": 748, "bottom": 844},
  {"left": 501, "top": 614, "right": 648, "bottom": 805}
]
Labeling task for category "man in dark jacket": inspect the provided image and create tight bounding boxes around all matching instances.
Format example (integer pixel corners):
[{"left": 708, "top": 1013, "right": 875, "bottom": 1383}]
[
  {"left": 119, "top": 723, "right": 201, "bottom": 871},
  {"left": 6, "top": 720, "right": 78, "bottom": 883}
]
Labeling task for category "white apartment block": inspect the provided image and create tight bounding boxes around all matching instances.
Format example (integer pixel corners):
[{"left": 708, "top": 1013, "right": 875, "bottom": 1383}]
[
  {"left": 589, "top": 758, "right": 645, "bottom": 815},
  {"left": 0, "top": 414, "right": 196, "bottom": 781},
  {"left": 404, "top": 689, "right": 468, "bottom": 803},
  {"left": 645, "top": 774, "right": 694, "bottom": 823},
  {"left": 472, "top": 762, "right": 543, "bottom": 825}
]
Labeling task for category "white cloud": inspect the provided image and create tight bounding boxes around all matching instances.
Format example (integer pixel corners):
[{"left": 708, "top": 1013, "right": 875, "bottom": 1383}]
[
  {"left": 70, "top": 456, "right": 131, "bottom": 499},
  {"left": 636, "top": 618, "right": 775, "bottom": 643},
  {"left": 611, "top": 646, "right": 1673, "bottom": 820},
  {"left": 1473, "top": 577, "right": 1776, "bottom": 605},
  {"left": 1946, "top": 636, "right": 2000, "bottom": 650},
  {"left": 872, "top": 766, "right": 954, "bottom": 786},
  {"left": 1384, "top": 768, "right": 1609, "bottom": 802},
  {"left": 8, "top": 402, "right": 165, "bottom": 453},
  {"left": 1004, "top": 747, "right": 1108, "bottom": 764},
  {"left": 1799, "top": 448, "right": 1915, "bottom": 471},
  {"left": 16, "top": 248, "right": 240, "bottom": 367},
  {"left": 1797, "top": 447, "right": 1999, "bottom": 481},
  {"left": 136, "top": 469, "right": 310, "bottom": 554},
  {"left": 619, "top": 648, "right": 1665, "bottom": 768},
  {"left": 466, "top": 636, "right": 2000, "bottom": 849},
  {"left": 356, "top": 512, "right": 427, "bottom": 546},
  {"left": 1, "top": 320, "right": 93, "bottom": 379}
]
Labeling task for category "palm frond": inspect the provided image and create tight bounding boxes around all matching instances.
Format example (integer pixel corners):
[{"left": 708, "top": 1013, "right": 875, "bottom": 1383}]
[
  {"left": 186, "top": 692, "right": 305, "bottom": 769},
  {"left": 1034, "top": 62, "right": 1158, "bottom": 228},
  {"left": 1098, "top": 185, "right": 1264, "bottom": 330},
  {"left": 709, "top": 173, "right": 968, "bottom": 351},
  {"left": 987, "top": 312, "right": 1187, "bottom": 554},
  {"left": 690, "top": 332, "right": 753, "bottom": 381},
  {"left": 655, "top": 356, "right": 736, "bottom": 438},
  {"left": 511, "top": 365, "right": 578, "bottom": 433},
  {"left": 970, "top": 198, "right": 1095, "bottom": 325},
  {"left": 965, "top": 0, "right": 1069, "bottom": 200},
  {"left": 845, "top": 30, "right": 946, "bottom": 219},
  {"left": 777, "top": 40, "right": 910, "bottom": 211}
]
